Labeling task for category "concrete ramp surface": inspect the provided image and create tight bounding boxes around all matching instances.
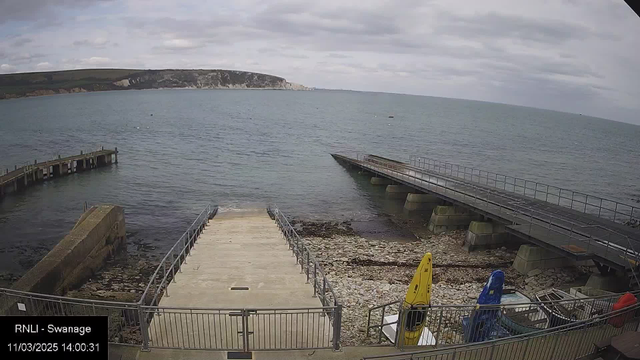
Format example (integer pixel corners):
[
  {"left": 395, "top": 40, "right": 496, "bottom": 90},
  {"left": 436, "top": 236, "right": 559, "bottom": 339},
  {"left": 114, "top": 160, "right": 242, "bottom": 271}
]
[{"left": 148, "top": 209, "right": 333, "bottom": 350}]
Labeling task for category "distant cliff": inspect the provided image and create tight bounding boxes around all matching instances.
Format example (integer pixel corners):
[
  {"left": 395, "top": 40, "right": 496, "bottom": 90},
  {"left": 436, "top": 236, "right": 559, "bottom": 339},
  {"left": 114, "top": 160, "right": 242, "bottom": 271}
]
[{"left": 0, "top": 69, "right": 311, "bottom": 99}]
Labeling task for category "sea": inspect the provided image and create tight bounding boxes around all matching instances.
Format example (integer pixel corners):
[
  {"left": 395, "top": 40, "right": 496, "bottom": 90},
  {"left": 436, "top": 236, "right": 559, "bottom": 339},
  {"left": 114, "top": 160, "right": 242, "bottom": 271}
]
[{"left": 1, "top": 89, "right": 639, "bottom": 274}]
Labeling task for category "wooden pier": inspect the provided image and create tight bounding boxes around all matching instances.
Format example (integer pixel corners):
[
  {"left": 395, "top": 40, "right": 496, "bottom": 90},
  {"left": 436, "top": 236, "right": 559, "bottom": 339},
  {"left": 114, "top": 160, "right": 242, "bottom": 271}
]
[{"left": 0, "top": 148, "right": 118, "bottom": 199}]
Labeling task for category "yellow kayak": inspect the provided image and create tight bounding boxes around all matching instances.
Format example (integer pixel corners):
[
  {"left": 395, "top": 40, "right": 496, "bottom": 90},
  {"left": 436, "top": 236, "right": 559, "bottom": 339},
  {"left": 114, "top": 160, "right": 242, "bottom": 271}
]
[{"left": 401, "top": 252, "right": 432, "bottom": 346}]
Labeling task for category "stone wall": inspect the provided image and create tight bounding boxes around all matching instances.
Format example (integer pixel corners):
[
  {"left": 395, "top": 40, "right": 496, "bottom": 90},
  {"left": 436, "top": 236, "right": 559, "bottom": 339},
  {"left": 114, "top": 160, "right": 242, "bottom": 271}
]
[{"left": 11, "top": 205, "right": 126, "bottom": 295}]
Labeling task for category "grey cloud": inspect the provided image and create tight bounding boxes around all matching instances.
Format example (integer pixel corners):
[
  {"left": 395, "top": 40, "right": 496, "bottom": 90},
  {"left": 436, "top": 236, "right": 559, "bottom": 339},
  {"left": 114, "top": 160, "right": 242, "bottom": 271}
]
[
  {"left": 73, "top": 38, "right": 110, "bottom": 48},
  {"left": 327, "top": 53, "right": 350, "bottom": 59},
  {"left": 0, "top": 0, "right": 114, "bottom": 24},
  {"left": 125, "top": 16, "right": 238, "bottom": 41},
  {"left": 8, "top": 52, "right": 46, "bottom": 64},
  {"left": 12, "top": 38, "right": 33, "bottom": 47},
  {"left": 252, "top": 4, "right": 403, "bottom": 37},
  {"left": 436, "top": 11, "right": 614, "bottom": 45}
]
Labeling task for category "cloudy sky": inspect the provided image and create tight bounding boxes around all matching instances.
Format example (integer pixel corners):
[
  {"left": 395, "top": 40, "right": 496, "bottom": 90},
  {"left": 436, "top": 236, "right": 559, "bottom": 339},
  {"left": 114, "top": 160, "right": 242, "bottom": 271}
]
[{"left": 1, "top": 0, "right": 639, "bottom": 124}]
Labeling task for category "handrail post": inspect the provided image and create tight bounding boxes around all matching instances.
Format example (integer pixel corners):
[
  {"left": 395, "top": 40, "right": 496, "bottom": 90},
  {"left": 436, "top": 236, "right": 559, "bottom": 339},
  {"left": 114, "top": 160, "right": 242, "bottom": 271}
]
[
  {"left": 322, "top": 277, "right": 327, "bottom": 306},
  {"left": 396, "top": 307, "right": 406, "bottom": 350},
  {"left": 138, "top": 303, "right": 150, "bottom": 351},
  {"left": 313, "top": 262, "right": 317, "bottom": 297},
  {"left": 332, "top": 305, "right": 342, "bottom": 351},
  {"left": 305, "top": 250, "right": 310, "bottom": 282}
]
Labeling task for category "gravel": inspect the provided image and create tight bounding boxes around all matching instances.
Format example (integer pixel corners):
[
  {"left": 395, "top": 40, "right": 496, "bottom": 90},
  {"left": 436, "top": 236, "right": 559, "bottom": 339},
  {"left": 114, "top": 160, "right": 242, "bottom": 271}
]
[{"left": 303, "top": 228, "right": 590, "bottom": 346}]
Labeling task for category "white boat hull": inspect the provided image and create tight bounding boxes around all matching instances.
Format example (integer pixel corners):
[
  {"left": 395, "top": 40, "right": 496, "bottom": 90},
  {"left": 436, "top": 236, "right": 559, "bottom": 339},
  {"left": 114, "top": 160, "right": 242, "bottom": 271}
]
[{"left": 381, "top": 314, "right": 436, "bottom": 346}]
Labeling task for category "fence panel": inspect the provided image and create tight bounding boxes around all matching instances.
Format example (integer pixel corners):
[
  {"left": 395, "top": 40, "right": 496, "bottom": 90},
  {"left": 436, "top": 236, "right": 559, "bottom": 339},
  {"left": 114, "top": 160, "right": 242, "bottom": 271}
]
[{"left": 0, "top": 288, "right": 142, "bottom": 345}]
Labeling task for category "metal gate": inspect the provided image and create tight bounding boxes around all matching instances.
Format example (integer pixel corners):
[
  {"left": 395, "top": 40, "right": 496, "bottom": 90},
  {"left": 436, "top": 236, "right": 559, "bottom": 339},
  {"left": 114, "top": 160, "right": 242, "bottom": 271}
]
[{"left": 142, "top": 306, "right": 340, "bottom": 351}]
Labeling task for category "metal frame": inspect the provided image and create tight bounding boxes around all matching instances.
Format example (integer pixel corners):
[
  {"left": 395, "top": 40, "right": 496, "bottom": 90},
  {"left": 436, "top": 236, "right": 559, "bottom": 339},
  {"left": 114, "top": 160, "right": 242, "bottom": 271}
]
[
  {"left": 348, "top": 153, "right": 640, "bottom": 274},
  {"left": 268, "top": 205, "right": 343, "bottom": 350},
  {"left": 0, "top": 204, "right": 217, "bottom": 350},
  {"left": 0, "top": 204, "right": 344, "bottom": 352},
  {"left": 140, "top": 204, "right": 217, "bottom": 307},
  {"left": 141, "top": 305, "right": 339, "bottom": 351},
  {"left": 363, "top": 301, "right": 640, "bottom": 360},
  {"left": 366, "top": 290, "right": 640, "bottom": 349},
  {"left": 0, "top": 287, "right": 143, "bottom": 345},
  {"left": 408, "top": 155, "right": 638, "bottom": 225}
]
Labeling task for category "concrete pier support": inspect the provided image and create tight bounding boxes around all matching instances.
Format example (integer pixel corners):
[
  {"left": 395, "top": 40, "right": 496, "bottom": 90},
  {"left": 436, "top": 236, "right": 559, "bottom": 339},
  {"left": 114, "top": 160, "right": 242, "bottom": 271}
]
[
  {"left": 371, "top": 177, "right": 393, "bottom": 185},
  {"left": 385, "top": 185, "right": 412, "bottom": 193},
  {"left": 427, "top": 205, "right": 481, "bottom": 234},
  {"left": 97, "top": 155, "right": 106, "bottom": 167},
  {"left": 404, "top": 193, "right": 441, "bottom": 211},
  {"left": 512, "top": 245, "right": 572, "bottom": 275},
  {"left": 463, "top": 221, "right": 509, "bottom": 252},
  {"left": 61, "top": 162, "right": 69, "bottom": 174},
  {"left": 585, "top": 274, "right": 628, "bottom": 293},
  {"left": 385, "top": 185, "right": 412, "bottom": 199}
]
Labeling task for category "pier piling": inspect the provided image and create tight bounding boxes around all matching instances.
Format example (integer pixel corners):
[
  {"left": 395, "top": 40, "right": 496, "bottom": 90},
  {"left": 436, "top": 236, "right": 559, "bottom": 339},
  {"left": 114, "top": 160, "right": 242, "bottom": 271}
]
[{"left": 0, "top": 148, "right": 118, "bottom": 200}]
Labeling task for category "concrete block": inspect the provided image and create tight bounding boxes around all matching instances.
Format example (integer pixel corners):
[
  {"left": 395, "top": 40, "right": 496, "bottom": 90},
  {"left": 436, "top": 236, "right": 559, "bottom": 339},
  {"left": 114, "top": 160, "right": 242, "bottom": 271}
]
[
  {"left": 404, "top": 193, "right": 441, "bottom": 211},
  {"left": 585, "top": 274, "right": 628, "bottom": 293},
  {"left": 11, "top": 205, "right": 126, "bottom": 295},
  {"left": 433, "top": 205, "right": 470, "bottom": 216},
  {"left": 512, "top": 245, "right": 572, "bottom": 275},
  {"left": 469, "top": 221, "right": 493, "bottom": 234},
  {"left": 386, "top": 185, "right": 412, "bottom": 193},
  {"left": 371, "top": 177, "right": 393, "bottom": 185},
  {"left": 428, "top": 223, "right": 467, "bottom": 234},
  {"left": 429, "top": 214, "right": 475, "bottom": 226},
  {"left": 404, "top": 201, "right": 436, "bottom": 211},
  {"left": 406, "top": 193, "right": 439, "bottom": 203},
  {"left": 464, "top": 231, "right": 493, "bottom": 252}
]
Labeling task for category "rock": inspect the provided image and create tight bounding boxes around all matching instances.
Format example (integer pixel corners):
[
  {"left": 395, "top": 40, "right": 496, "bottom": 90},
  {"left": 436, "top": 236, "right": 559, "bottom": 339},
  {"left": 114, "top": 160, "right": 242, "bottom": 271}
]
[{"left": 528, "top": 269, "right": 543, "bottom": 276}]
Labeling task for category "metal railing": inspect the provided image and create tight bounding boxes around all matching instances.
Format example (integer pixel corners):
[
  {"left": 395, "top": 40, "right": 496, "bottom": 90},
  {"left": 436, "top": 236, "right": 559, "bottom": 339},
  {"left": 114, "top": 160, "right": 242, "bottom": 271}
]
[
  {"left": 140, "top": 204, "right": 218, "bottom": 307},
  {"left": 268, "top": 205, "right": 343, "bottom": 350},
  {"left": 268, "top": 205, "right": 342, "bottom": 309},
  {"left": 0, "top": 287, "right": 143, "bottom": 345},
  {"left": 1, "top": 204, "right": 344, "bottom": 352},
  {"left": 363, "top": 300, "right": 640, "bottom": 360},
  {"left": 351, "top": 154, "right": 640, "bottom": 272},
  {"left": 409, "top": 155, "right": 638, "bottom": 225},
  {"left": 142, "top": 305, "right": 338, "bottom": 351},
  {"left": 366, "top": 290, "right": 639, "bottom": 349},
  {"left": 0, "top": 204, "right": 217, "bottom": 349}
]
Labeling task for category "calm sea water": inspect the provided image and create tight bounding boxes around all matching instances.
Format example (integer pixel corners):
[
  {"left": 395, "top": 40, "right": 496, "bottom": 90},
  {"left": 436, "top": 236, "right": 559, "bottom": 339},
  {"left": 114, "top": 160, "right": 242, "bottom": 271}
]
[{"left": 1, "top": 89, "right": 639, "bottom": 274}]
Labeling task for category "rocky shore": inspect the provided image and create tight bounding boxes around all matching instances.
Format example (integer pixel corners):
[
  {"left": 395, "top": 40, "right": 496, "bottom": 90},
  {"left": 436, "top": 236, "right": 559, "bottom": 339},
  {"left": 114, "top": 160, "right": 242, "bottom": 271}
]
[
  {"left": 66, "top": 253, "right": 158, "bottom": 303},
  {"left": 298, "top": 220, "right": 591, "bottom": 346}
]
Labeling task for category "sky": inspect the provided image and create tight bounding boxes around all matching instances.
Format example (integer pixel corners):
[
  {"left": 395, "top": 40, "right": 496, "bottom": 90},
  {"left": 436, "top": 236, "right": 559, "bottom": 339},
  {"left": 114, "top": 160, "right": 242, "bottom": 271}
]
[{"left": 1, "top": 0, "right": 639, "bottom": 124}]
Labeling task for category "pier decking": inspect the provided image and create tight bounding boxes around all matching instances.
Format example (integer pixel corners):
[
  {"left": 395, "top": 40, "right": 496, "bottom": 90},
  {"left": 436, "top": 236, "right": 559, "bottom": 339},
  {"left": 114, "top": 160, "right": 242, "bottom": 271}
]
[
  {"left": 0, "top": 148, "right": 117, "bottom": 198},
  {"left": 332, "top": 153, "right": 640, "bottom": 274}
]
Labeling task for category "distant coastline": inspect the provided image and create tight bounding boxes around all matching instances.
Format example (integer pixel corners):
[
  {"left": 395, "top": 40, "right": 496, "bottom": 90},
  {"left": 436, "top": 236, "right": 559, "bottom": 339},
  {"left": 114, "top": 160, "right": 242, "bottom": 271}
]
[{"left": 0, "top": 68, "right": 312, "bottom": 100}]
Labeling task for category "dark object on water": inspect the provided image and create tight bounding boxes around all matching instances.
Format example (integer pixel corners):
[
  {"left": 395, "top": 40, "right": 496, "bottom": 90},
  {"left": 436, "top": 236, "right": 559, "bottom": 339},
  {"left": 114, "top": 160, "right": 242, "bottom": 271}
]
[
  {"left": 498, "top": 289, "right": 549, "bottom": 334},
  {"left": 388, "top": 115, "right": 394, "bottom": 118},
  {"left": 150, "top": 113, "right": 153, "bottom": 116}
]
